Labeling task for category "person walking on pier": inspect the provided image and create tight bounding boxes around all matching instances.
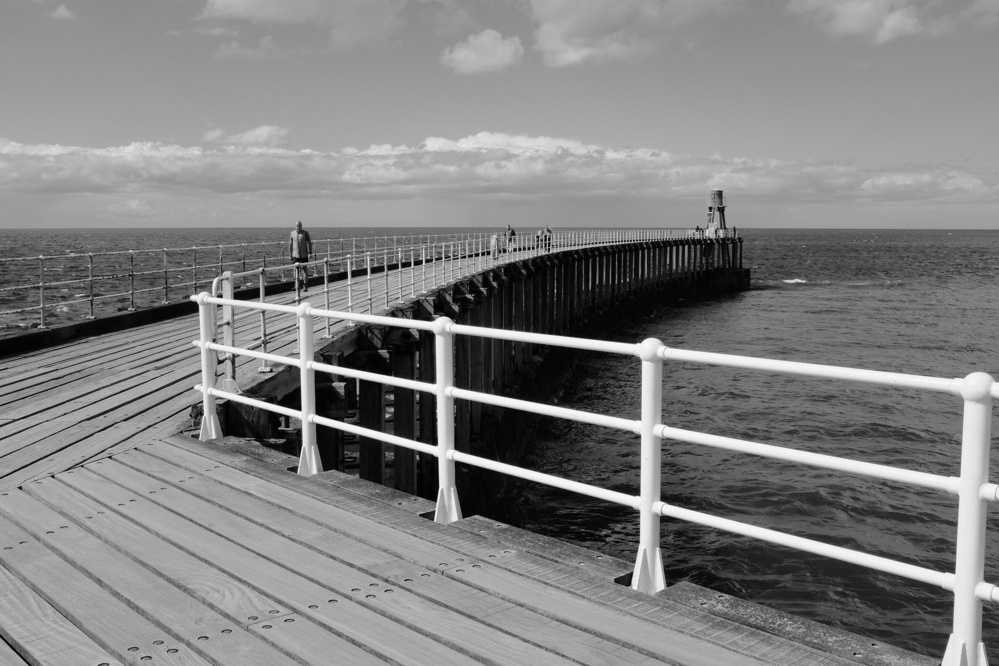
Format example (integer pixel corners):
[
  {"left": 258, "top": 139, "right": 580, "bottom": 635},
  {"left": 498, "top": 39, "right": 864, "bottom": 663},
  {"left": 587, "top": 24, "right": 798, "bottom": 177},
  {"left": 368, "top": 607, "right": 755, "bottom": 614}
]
[
  {"left": 505, "top": 224, "right": 516, "bottom": 253},
  {"left": 289, "top": 220, "right": 313, "bottom": 292}
]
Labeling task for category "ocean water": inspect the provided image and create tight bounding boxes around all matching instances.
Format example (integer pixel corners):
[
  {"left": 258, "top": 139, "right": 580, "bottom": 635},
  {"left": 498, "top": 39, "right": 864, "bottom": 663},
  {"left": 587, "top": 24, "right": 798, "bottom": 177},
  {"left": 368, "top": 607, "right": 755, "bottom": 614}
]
[
  {"left": 518, "top": 228, "right": 999, "bottom": 657},
  {"left": 2, "top": 226, "right": 998, "bottom": 655}
]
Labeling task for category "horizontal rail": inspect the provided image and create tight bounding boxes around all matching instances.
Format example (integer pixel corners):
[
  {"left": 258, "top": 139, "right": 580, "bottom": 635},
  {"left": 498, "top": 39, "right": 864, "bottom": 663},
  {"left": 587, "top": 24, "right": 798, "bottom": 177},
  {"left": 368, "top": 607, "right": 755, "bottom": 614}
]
[
  {"left": 660, "top": 347, "right": 961, "bottom": 395},
  {"left": 657, "top": 425, "right": 960, "bottom": 494},
  {"left": 653, "top": 500, "right": 953, "bottom": 590}
]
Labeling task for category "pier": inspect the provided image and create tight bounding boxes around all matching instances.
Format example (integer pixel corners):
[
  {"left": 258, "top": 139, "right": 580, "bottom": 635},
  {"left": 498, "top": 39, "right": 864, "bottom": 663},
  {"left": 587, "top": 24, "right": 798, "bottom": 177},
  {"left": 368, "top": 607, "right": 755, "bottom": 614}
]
[{"left": 0, "top": 228, "right": 989, "bottom": 665}]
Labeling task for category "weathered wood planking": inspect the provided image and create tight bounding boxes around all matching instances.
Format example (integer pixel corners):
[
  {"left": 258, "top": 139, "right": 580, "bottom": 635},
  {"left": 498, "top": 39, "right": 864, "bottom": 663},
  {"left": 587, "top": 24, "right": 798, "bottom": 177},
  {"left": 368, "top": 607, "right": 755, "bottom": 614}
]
[
  {"left": 154, "top": 435, "right": 873, "bottom": 666},
  {"left": 0, "top": 433, "right": 857, "bottom": 665}
]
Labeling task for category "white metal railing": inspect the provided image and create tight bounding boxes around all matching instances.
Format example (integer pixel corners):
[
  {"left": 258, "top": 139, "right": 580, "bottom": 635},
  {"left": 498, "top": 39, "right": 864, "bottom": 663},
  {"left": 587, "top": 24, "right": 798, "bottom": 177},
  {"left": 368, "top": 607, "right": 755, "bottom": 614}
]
[
  {"left": 205, "top": 229, "right": 742, "bottom": 389},
  {"left": 191, "top": 293, "right": 996, "bottom": 666},
  {"left": 0, "top": 227, "right": 736, "bottom": 332}
]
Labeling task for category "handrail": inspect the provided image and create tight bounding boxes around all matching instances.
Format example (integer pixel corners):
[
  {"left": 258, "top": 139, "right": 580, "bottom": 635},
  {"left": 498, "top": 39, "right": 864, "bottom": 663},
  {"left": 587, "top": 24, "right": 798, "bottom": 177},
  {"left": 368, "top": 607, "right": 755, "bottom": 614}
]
[
  {"left": 206, "top": 230, "right": 744, "bottom": 389},
  {"left": 0, "top": 227, "right": 738, "bottom": 332},
  {"left": 191, "top": 292, "right": 994, "bottom": 666}
]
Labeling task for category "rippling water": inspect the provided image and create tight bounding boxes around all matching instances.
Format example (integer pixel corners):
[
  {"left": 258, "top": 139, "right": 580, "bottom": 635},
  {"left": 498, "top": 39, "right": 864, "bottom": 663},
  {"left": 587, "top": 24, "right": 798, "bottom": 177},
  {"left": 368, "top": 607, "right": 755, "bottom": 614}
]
[{"left": 520, "top": 229, "right": 999, "bottom": 656}]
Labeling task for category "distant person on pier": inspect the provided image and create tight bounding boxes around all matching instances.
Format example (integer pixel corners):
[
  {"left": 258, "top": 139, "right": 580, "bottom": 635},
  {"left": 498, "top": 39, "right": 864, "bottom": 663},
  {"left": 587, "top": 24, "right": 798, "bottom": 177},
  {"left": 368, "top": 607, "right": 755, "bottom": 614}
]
[
  {"left": 490, "top": 234, "right": 499, "bottom": 260},
  {"left": 544, "top": 225, "right": 553, "bottom": 252},
  {"left": 289, "top": 220, "right": 313, "bottom": 292},
  {"left": 505, "top": 224, "right": 516, "bottom": 253}
]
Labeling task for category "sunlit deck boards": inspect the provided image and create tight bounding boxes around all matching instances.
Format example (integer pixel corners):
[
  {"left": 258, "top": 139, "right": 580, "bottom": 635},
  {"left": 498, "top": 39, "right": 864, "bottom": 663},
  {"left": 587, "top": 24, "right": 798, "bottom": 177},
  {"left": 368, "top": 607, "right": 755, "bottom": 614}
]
[{"left": 0, "top": 433, "right": 879, "bottom": 665}]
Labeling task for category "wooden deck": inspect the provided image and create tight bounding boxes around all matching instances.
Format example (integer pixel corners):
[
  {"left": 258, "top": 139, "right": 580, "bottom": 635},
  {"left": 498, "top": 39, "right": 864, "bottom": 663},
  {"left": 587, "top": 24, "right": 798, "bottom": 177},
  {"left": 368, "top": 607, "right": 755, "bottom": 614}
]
[
  {"left": 0, "top": 260, "right": 937, "bottom": 665},
  {"left": 0, "top": 431, "right": 924, "bottom": 666}
]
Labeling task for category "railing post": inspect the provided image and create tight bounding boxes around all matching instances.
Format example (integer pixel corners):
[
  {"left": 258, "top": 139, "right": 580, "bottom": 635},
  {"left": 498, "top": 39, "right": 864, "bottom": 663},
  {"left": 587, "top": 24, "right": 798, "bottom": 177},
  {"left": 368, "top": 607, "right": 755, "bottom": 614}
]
[
  {"left": 346, "top": 254, "right": 354, "bottom": 321},
  {"left": 192, "top": 248, "right": 199, "bottom": 296},
  {"left": 632, "top": 338, "right": 666, "bottom": 594},
  {"left": 433, "top": 316, "right": 462, "bottom": 524},
  {"left": 366, "top": 252, "right": 372, "bottom": 313},
  {"left": 128, "top": 251, "right": 136, "bottom": 311},
  {"left": 942, "top": 372, "right": 995, "bottom": 666},
  {"left": 296, "top": 302, "right": 322, "bottom": 475},
  {"left": 257, "top": 268, "right": 273, "bottom": 373},
  {"left": 37, "top": 256, "right": 46, "bottom": 329},
  {"left": 161, "top": 249, "right": 169, "bottom": 304},
  {"left": 218, "top": 272, "right": 241, "bottom": 393},
  {"left": 322, "top": 260, "right": 332, "bottom": 338},
  {"left": 195, "top": 293, "right": 222, "bottom": 440},
  {"left": 87, "top": 253, "right": 96, "bottom": 319}
]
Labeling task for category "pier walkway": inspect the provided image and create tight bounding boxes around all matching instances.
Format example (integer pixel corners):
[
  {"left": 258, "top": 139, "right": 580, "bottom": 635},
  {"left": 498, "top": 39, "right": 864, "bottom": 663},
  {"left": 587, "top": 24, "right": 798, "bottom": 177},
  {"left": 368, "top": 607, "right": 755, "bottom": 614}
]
[{"left": 0, "top": 232, "right": 944, "bottom": 665}]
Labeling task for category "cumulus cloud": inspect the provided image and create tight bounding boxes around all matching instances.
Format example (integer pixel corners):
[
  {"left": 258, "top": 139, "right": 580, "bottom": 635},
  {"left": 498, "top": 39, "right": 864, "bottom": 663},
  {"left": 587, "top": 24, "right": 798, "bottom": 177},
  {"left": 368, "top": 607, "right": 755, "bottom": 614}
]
[
  {"left": 202, "top": 125, "right": 289, "bottom": 146},
  {"left": 0, "top": 133, "right": 994, "bottom": 207},
  {"left": 528, "top": 0, "right": 739, "bottom": 67},
  {"left": 441, "top": 29, "right": 524, "bottom": 74},
  {"left": 786, "top": 0, "right": 956, "bottom": 43},
  {"left": 48, "top": 4, "right": 76, "bottom": 20}
]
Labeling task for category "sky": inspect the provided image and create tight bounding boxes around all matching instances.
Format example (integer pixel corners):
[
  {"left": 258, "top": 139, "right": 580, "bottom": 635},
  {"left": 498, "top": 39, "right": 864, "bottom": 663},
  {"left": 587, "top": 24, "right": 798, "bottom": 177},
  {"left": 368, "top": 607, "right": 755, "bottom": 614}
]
[{"left": 1, "top": 0, "right": 998, "bottom": 231}]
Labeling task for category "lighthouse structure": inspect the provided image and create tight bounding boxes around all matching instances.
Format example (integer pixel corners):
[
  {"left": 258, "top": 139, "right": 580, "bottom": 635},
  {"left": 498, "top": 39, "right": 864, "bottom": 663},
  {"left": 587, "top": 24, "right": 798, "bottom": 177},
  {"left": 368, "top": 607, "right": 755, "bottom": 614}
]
[{"left": 706, "top": 189, "right": 727, "bottom": 232}]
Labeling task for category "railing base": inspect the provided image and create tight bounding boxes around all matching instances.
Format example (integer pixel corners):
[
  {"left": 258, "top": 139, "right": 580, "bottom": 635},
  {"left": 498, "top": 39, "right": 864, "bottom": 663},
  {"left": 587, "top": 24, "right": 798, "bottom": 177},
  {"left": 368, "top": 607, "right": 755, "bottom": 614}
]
[
  {"left": 199, "top": 413, "right": 222, "bottom": 441},
  {"left": 942, "top": 635, "right": 989, "bottom": 666},
  {"left": 434, "top": 487, "right": 463, "bottom": 525},
  {"left": 297, "top": 442, "right": 323, "bottom": 475},
  {"left": 631, "top": 546, "right": 666, "bottom": 595}
]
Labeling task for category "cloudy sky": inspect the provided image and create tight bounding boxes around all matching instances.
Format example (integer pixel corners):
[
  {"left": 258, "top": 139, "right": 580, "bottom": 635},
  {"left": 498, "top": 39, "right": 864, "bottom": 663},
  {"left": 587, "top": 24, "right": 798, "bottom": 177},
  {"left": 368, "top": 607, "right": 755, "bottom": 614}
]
[{"left": 1, "top": 0, "right": 997, "bottom": 230}]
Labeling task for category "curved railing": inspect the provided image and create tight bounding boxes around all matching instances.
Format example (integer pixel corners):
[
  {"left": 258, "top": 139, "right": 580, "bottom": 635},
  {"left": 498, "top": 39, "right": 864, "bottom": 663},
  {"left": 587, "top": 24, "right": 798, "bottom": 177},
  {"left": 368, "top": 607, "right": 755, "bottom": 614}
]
[
  {"left": 0, "top": 227, "right": 737, "bottom": 333},
  {"left": 191, "top": 291, "right": 995, "bottom": 666}
]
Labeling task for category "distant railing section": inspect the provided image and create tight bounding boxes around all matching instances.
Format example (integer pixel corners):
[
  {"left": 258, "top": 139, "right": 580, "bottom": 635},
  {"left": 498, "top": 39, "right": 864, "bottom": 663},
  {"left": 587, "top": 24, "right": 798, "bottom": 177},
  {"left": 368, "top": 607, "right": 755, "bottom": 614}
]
[
  {"left": 191, "top": 293, "right": 996, "bottom": 666},
  {"left": 0, "top": 227, "right": 736, "bottom": 334},
  {"left": 208, "top": 229, "right": 742, "bottom": 388}
]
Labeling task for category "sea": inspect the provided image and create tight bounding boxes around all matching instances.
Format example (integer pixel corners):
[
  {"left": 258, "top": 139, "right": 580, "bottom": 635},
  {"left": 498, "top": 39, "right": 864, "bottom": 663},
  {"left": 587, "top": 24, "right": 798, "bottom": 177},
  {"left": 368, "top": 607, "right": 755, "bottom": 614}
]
[{"left": 2, "top": 226, "right": 998, "bottom": 656}]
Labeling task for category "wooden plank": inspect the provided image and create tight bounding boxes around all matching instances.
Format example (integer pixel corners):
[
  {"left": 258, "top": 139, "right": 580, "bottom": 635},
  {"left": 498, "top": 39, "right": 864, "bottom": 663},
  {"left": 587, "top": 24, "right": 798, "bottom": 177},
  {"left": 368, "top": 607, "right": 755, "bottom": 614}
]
[
  {"left": 155, "top": 437, "right": 856, "bottom": 666},
  {"left": 55, "top": 466, "right": 491, "bottom": 666},
  {"left": 76, "top": 456, "right": 581, "bottom": 666},
  {"left": 4, "top": 484, "right": 383, "bottom": 666},
  {"left": 0, "top": 505, "right": 211, "bottom": 665},
  {"left": 138, "top": 441, "right": 472, "bottom": 568},
  {"left": 21, "top": 474, "right": 457, "bottom": 666},
  {"left": 0, "top": 564, "right": 115, "bottom": 666},
  {"left": 0, "top": 353, "right": 198, "bottom": 424}
]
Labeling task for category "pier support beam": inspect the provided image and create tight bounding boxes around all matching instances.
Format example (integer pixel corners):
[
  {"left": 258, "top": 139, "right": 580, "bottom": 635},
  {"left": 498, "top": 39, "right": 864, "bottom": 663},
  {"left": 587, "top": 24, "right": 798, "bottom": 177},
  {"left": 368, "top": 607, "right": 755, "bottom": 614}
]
[{"left": 391, "top": 343, "right": 418, "bottom": 494}]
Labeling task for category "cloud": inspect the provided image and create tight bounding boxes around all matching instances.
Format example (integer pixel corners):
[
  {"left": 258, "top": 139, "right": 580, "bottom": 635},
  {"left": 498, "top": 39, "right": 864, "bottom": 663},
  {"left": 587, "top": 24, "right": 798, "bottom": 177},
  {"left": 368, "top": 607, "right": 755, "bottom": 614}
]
[
  {"left": 528, "top": 0, "right": 740, "bottom": 67},
  {"left": 106, "top": 199, "right": 155, "bottom": 216},
  {"left": 0, "top": 134, "right": 994, "bottom": 208},
  {"left": 215, "top": 35, "right": 286, "bottom": 59},
  {"left": 202, "top": 125, "right": 289, "bottom": 146},
  {"left": 201, "top": 0, "right": 407, "bottom": 50},
  {"left": 786, "top": 0, "right": 956, "bottom": 44},
  {"left": 48, "top": 4, "right": 76, "bottom": 20},
  {"left": 442, "top": 29, "right": 524, "bottom": 74},
  {"left": 963, "top": 0, "right": 999, "bottom": 26}
]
